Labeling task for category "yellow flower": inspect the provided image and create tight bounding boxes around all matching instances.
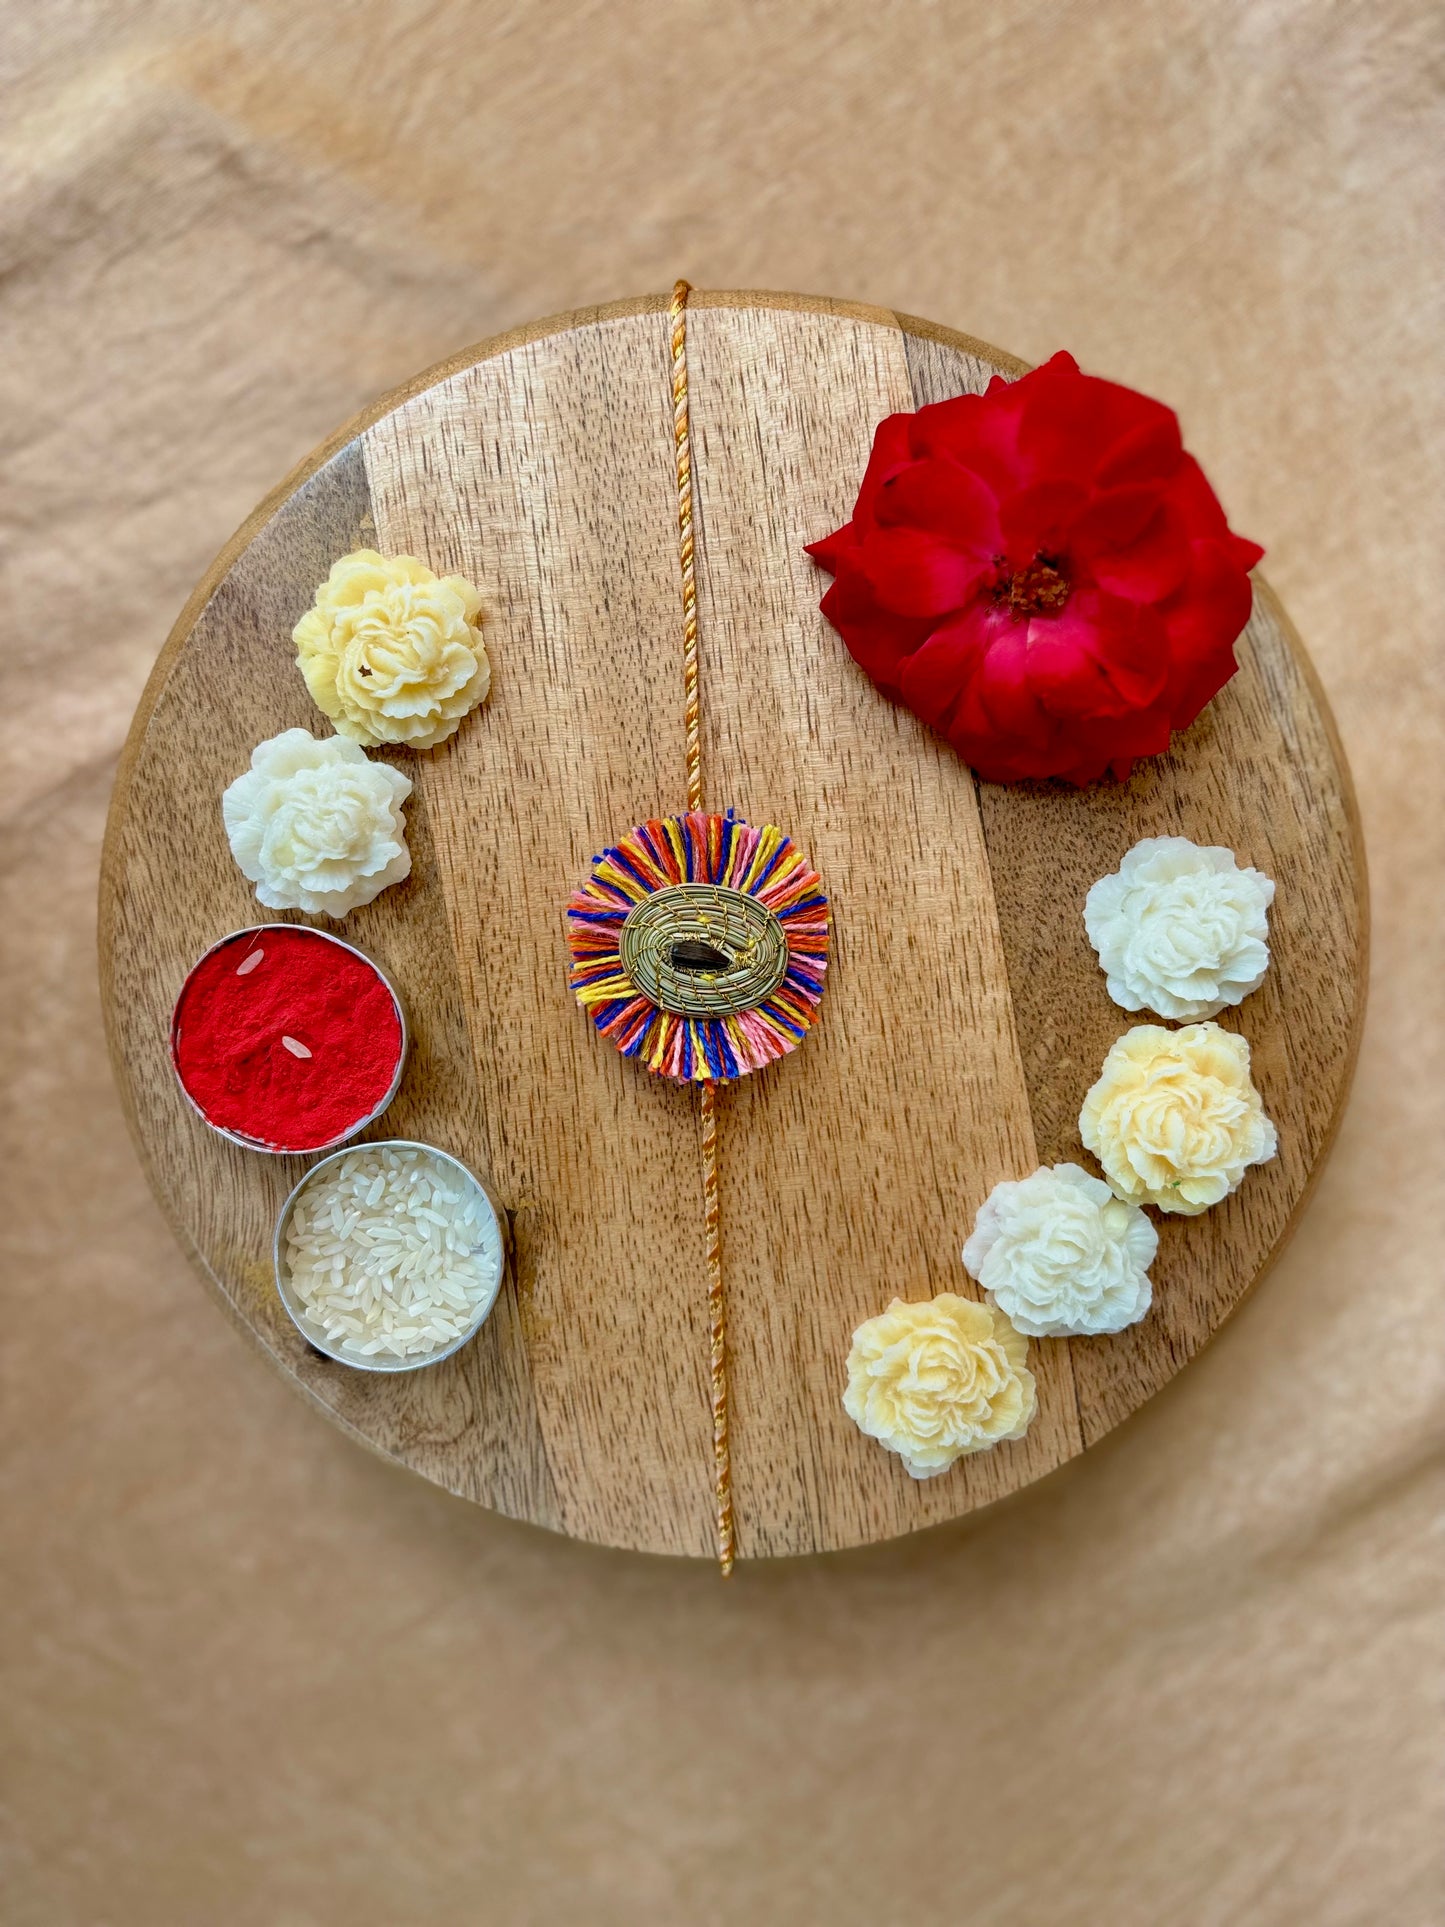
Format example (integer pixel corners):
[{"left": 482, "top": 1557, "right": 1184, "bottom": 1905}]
[
  {"left": 293, "top": 549, "right": 489, "bottom": 750},
  {"left": 1079, "top": 1022, "right": 1277, "bottom": 1215},
  {"left": 843, "top": 1293, "right": 1036, "bottom": 1479}
]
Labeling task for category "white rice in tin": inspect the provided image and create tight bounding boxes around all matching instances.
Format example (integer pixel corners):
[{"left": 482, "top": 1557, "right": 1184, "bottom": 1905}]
[{"left": 283, "top": 1145, "right": 502, "bottom": 1361}]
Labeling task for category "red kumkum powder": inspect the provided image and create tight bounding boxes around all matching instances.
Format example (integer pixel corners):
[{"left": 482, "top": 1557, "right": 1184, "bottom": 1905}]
[{"left": 171, "top": 926, "right": 403, "bottom": 1151}]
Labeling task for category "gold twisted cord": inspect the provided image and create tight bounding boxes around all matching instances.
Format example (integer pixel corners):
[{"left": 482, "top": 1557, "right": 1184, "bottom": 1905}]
[
  {"left": 699, "top": 1079, "right": 730, "bottom": 1574},
  {"left": 669, "top": 278, "right": 734, "bottom": 1577},
  {"left": 671, "top": 280, "right": 705, "bottom": 815}
]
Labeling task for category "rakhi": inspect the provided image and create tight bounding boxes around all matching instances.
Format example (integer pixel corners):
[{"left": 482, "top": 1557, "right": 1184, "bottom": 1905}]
[{"left": 565, "top": 282, "right": 831, "bottom": 1574}]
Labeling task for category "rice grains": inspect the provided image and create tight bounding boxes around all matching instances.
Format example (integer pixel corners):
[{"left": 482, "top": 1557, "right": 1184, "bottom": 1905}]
[{"left": 282, "top": 1145, "right": 502, "bottom": 1362}]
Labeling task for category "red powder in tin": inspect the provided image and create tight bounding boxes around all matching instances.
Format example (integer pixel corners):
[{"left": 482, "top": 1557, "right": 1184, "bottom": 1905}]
[{"left": 172, "top": 927, "right": 402, "bottom": 1151}]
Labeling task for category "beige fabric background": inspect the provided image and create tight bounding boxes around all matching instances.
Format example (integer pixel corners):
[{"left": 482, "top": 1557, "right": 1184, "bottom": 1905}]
[{"left": 2, "top": 3, "right": 1441, "bottom": 1921}]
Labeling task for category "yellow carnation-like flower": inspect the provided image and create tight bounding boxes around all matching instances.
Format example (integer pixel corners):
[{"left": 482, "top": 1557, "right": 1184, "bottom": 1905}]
[
  {"left": 1079, "top": 1022, "right": 1277, "bottom": 1215},
  {"left": 842, "top": 1293, "right": 1036, "bottom": 1479},
  {"left": 293, "top": 549, "right": 490, "bottom": 750}
]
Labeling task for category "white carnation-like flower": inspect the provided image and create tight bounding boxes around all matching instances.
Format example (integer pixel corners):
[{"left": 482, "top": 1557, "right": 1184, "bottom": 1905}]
[
  {"left": 1084, "top": 836, "right": 1275, "bottom": 1021},
  {"left": 222, "top": 729, "right": 412, "bottom": 917},
  {"left": 962, "top": 1163, "right": 1157, "bottom": 1337}
]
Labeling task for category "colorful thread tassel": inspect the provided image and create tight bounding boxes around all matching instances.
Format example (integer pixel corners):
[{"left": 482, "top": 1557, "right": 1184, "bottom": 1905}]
[{"left": 566, "top": 810, "right": 830, "bottom": 1081}]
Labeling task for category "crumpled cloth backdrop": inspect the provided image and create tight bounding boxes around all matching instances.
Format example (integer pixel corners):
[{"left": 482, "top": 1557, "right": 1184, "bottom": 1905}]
[{"left": 2, "top": 4, "right": 1440, "bottom": 1922}]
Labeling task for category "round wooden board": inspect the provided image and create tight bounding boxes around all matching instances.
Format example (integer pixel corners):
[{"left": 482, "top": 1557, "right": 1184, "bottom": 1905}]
[{"left": 100, "top": 292, "right": 1366, "bottom": 1561}]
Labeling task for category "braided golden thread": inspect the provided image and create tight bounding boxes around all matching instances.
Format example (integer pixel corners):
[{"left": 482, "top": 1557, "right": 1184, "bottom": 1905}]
[
  {"left": 671, "top": 281, "right": 705, "bottom": 817},
  {"left": 699, "top": 1079, "right": 732, "bottom": 1573},
  {"left": 669, "top": 278, "right": 735, "bottom": 1576}
]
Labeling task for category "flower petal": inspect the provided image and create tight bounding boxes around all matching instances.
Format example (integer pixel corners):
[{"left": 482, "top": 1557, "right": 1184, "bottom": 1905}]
[
  {"left": 998, "top": 479, "right": 1088, "bottom": 558},
  {"left": 818, "top": 567, "right": 930, "bottom": 693},
  {"left": 1070, "top": 485, "right": 1165, "bottom": 553},
  {"left": 895, "top": 614, "right": 989, "bottom": 732},
  {"left": 1094, "top": 411, "right": 1184, "bottom": 487},
  {"left": 858, "top": 527, "right": 989, "bottom": 618},
  {"left": 872, "top": 457, "right": 1001, "bottom": 554},
  {"left": 908, "top": 392, "right": 1023, "bottom": 495},
  {"left": 1161, "top": 538, "right": 1256, "bottom": 722},
  {"left": 803, "top": 523, "right": 858, "bottom": 575},
  {"left": 1028, "top": 592, "right": 1169, "bottom": 715},
  {"left": 1076, "top": 501, "right": 1191, "bottom": 603},
  {"left": 1161, "top": 453, "right": 1263, "bottom": 572},
  {"left": 1019, "top": 365, "right": 1178, "bottom": 490},
  {"left": 976, "top": 618, "right": 1051, "bottom": 738},
  {"left": 1024, "top": 625, "right": 1118, "bottom": 720},
  {"left": 850, "top": 412, "right": 915, "bottom": 531}
]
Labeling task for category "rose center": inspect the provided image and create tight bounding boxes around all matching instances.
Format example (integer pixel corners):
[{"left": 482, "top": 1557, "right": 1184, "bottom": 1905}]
[{"left": 993, "top": 551, "right": 1071, "bottom": 618}]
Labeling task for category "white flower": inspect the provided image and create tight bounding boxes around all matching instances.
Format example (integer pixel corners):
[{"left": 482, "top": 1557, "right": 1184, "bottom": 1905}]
[
  {"left": 962, "top": 1163, "right": 1157, "bottom": 1337},
  {"left": 222, "top": 729, "right": 412, "bottom": 917},
  {"left": 1084, "top": 836, "right": 1275, "bottom": 1021},
  {"left": 842, "top": 1293, "right": 1036, "bottom": 1478}
]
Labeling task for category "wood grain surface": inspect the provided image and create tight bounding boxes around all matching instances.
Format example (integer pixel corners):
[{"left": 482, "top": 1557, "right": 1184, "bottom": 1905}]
[{"left": 99, "top": 292, "right": 1366, "bottom": 1559}]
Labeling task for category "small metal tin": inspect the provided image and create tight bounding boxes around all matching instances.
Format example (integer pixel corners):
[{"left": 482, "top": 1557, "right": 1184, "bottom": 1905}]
[
  {"left": 273, "top": 1139, "right": 508, "bottom": 1373},
  {"left": 168, "top": 923, "right": 409, "bottom": 1156}
]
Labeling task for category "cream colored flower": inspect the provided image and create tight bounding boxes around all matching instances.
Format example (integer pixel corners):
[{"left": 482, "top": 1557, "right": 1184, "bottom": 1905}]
[
  {"left": 1084, "top": 836, "right": 1274, "bottom": 1021},
  {"left": 222, "top": 729, "right": 411, "bottom": 917},
  {"left": 842, "top": 1293, "right": 1036, "bottom": 1479},
  {"left": 962, "top": 1163, "right": 1156, "bottom": 1337},
  {"left": 1080, "top": 1023, "right": 1277, "bottom": 1215},
  {"left": 293, "top": 549, "right": 489, "bottom": 749}
]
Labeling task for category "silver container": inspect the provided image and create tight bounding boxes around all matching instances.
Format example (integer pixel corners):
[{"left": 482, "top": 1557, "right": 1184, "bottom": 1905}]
[
  {"left": 273, "top": 1139, "right": 507, "bottom": 1373},
  {"left": 169, "top": 923, "right": 408, "bottom": 1155}
]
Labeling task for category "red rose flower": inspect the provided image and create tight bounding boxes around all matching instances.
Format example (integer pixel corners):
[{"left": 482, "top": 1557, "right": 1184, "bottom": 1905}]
[{"left": 806, "top": 352, "right": 1264, "bottom": 784}]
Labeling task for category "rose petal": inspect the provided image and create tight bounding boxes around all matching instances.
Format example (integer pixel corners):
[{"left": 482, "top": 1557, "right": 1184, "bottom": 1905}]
[
  {"left": 1077, "top": 503, "right": 1191, "bottom": 603},
  {"left": 896, "top": 618, "right": 987, "bottom": 732},
  {"left": 849, "top": 412, "right": 915, "bottom": 531},
  {"left": 909, "top": 393, "right": 1022, "bottom": 495},
  {"left": 1070, "top": 485, "right": 1164, "bottom": 553},
  {"left": 998, "top": 479, "right": 1088, "bottom": 558},
  {"left": 872, "top": 457, "right": 1001, "bottom": 553},
  {"left": 803, "top": 523, "right": 858, "bottom": 575},
  {"left": 1025, "top": 351, "right": 1081, "bottom": 378},
  {"left": 1161, "top": 539, "right": 1256, "bottom": 721},
  {"left": 1016, "top": 375, "right": 1119, "bottom": 479},
  {"left": 1024, "top": 592, "right": 1168, "bottom": 717},
  {"left": 818, "top": 568, "right": 929, "bottom": 692},
  {"left": 1020, "top": 368, "right": 1177, "bottom": 488},
  {"left": 1024, "top": 624, "right": 1120, "bottom": 720},
  {"left": 1094, "top": 411, "right": 1184, "bottom": 488},
  {"left": 1160, "top": 451, "right": 1257, "bottom": 554},
  {"left": 858, "top": 527, "right": 989, "bottom": 618},
  {"left": 976, "top": 619, "right": 1051, "bottom": 737}
]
